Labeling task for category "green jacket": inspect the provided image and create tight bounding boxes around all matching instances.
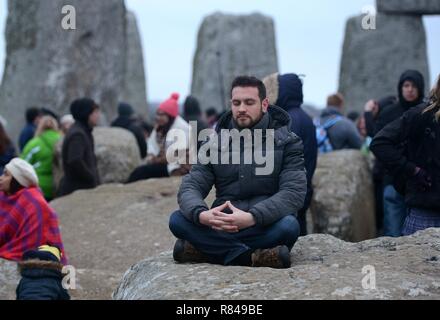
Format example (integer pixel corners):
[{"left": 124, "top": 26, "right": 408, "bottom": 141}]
[{"left": 21, "top": 130, "right": 62, "bottom": 200}]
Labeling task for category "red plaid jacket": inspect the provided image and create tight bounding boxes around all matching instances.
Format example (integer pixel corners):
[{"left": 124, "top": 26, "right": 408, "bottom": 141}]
[{"left": 0, "top": 187, "right": 67, "bottom": 264}]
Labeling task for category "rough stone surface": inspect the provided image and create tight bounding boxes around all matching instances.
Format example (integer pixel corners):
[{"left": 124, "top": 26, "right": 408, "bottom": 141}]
[
  {"left": 310, "top": 150, "right": 376, "bottom": 242},
  {"left": 113, "top": 228, "right": 440, "bottom": 300},
  {"left": 191, "top": 12, "right": 278, "bottom": 112},
  {"left": 93, "top": 127, "right": 142, "bottom": 184},
  {"left": 121, "top": 11, "right": 149, "bottom": 119},
  {"left": 0, "top": 0, "right": 127, "bottom": 142},
  {"left": 0, "top": 259, "right": 19, "bottom": 300},
  {"left": 339, "top": 13, "right": 430, "bottom": 114},
  {"left": 377, "top": 0, "right": 440, "bottom": 15}
]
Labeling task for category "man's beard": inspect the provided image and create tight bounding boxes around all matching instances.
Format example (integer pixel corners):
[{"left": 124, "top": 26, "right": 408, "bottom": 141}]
[{"left": 234, "top": 113, "right": 263, "bottom": 129}]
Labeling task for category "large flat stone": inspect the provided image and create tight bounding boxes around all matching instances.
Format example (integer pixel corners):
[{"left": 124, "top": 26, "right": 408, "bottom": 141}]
[
  {"left": 377, "top": 0, "right": 440, "bottom": 15},
  {"left": 113, "top": 228, "right": 440, "bottom": 300}
]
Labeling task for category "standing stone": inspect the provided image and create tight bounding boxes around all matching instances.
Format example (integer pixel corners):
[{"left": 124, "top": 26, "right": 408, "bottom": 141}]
[
  {"left": 339, "top": 13, "right": 430, "bottom": 113},
  {"left": 121, "top": 11, "right": 149, "bottom": 119},
  {"left": 191, "top": 12, "right": 278, "bottom": 112},
  {"left": 0, "top": 0, "right": 126, "bottom": 142},
  {"left": 310, "top": 150, "right": 376, "bottom": 242},
  {"left": 377, "top": 0, "right": 440, "bottom": 15}
]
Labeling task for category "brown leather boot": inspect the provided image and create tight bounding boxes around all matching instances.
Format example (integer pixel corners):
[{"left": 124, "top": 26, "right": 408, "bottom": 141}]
[
  {"left": 173, "top": 239, "right": 209, "bottom": 264},
  {"left": 251, "top": 245, "right": 291, "bottom": 269}
]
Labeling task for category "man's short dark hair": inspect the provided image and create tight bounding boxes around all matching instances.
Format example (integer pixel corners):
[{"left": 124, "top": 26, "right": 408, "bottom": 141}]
[
  {"left": 231, "top": 76, "right": 267, "bottom": 101},
  {"left": 25, "top": 107, "right": 41, "bottom": 124}
]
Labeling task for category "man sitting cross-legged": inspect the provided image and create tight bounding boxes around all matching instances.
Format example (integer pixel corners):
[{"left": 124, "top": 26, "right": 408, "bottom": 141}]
[{"left": 169, "top": 76, "right": 307, "bottom": 269}]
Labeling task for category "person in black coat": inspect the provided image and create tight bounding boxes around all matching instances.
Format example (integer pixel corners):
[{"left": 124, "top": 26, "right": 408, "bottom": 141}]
[
  {"left": 370, "top": 75, "right": 440, "bottom": 235},
  {"left": 264, "top": 73, "right": 317, "bottom": 236},
  {"left": 58, "top": 98, "right": 100, "bottom": 197},
  {"left": 16, "top": 248, "right": 70, "bottom": 300},
  {"left": 111, "top": 103, "right": 147, "bottom": 159},
  {"left": 370, "top": 70, "right": 426, "bottom": 237}
]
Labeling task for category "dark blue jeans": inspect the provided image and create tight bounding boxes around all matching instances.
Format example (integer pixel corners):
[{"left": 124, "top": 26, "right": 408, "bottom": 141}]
[
  {"left": 169, "top": 210, "right": 300, "bottom": 266},
  {"left": 383, "top": 185, "right": 407, "bottom": 237}
]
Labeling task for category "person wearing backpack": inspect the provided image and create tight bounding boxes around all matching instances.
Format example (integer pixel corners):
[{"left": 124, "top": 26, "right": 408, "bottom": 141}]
[
  {"left": 21, "top": 116, "right": 62, "bottom": 201},
  {"left": 316, "top": 93, "right": 362, "bottom": 153},
  {"left": 370, "top": 75, "right": 440, "bottom": 235}
]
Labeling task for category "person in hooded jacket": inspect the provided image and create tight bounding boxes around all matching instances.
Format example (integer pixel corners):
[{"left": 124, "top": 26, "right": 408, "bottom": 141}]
[
  {"left": 263, "top": 73, "right": 317, "bottom": 236},
  {"left": 371, "top": 70, "right": 426, "bottom": 237},
  {"left": 169, "top": 76, "right": 307, "bottom": 269},
  {"left": 370, "top": 74, "right": 440, "bottom": 235},
  {"left": 111, "top": 103, "right": 147, "bottom": 159},
  {"left": 58, "top": 98, "right": 100, "bottom": 197}
]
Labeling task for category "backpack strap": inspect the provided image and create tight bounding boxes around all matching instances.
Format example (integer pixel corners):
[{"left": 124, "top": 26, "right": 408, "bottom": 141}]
[{"left": 323, "top": 116, "right": 343, "bottom": 130}]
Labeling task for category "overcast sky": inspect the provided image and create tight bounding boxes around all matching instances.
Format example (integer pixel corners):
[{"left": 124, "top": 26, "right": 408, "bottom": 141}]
[{"left": 0, "top": 0, "right": 439, "bottom": 107}]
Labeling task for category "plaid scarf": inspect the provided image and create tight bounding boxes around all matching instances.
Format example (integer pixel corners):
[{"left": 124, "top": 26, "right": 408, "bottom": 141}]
[{"left": 0, "top": 187, "right": 67, "bottom": 264}]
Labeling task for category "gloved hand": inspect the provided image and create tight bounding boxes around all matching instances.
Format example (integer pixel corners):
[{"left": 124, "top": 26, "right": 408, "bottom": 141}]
[{"left": 412, "top": 167, "right": 432, "bottom": 192}]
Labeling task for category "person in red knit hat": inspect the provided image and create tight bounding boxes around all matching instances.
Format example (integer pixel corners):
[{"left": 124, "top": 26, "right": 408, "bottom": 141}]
[{"left": 128, "top": 93, "right": 191, "bottom": 183}]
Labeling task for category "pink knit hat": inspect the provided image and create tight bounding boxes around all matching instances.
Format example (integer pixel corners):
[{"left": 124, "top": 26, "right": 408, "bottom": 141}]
[{"left": 158, "top": 93, "right": 180, "bottom": 118}]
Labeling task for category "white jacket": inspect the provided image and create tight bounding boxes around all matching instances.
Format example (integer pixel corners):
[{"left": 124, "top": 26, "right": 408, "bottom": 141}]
[{"left": 148, "top": 116, "right": 190, "bottom": 174}]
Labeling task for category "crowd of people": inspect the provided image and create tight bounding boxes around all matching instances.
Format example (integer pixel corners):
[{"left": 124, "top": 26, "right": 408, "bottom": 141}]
[{"left": 0, "top": 69, "right": 439, "bottom": 299}]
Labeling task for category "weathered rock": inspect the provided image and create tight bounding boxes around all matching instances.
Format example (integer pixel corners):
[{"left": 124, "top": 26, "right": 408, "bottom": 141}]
[
  {"left": 310, "top": 150, "right": 376, "bottom": 242},
  {"left": 191, "top": 12, "right": 278, "bottom": 112},
  {"left": 377, "top": 0, "right": 440, "bottom": 15},
  {"left": 45, "top": 178, "right": 215, "bottom": 299},
  {"left": 93, "top": 127, "right": 142, "bottom": 184},
  {"left": 121, "top": 11, "right": 149, "bottom": 119},
  {"left": 339, "top": 13, "right": 430, "bottom": 113},
  {"left": 0, "top": 259, "right": 19, "bottom": 300},
  {"left": 0, "top": 0, "right": 127, "bottom": 141},
  {"left": 113, "top": 228, "right": 440, "bottom": 300}
]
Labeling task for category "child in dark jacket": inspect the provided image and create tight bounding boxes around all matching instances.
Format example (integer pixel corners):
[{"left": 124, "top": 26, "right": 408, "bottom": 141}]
[{"left": 16, "top": 246, "right": 70, "bottom": 300}]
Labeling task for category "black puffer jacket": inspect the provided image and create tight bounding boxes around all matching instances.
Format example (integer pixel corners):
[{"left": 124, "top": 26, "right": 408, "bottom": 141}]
[
  {"left": 372, "top": 70, "right": 426, "bottom": 186},
  {"left": 178, "top": 105, "right": 307, "bottom": 227},
  {"left": 370, "top": 104, "right": 440, "bottom": 211},
  {"left": 16, "top": 250, "right": 70, "bottom": 300}
]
